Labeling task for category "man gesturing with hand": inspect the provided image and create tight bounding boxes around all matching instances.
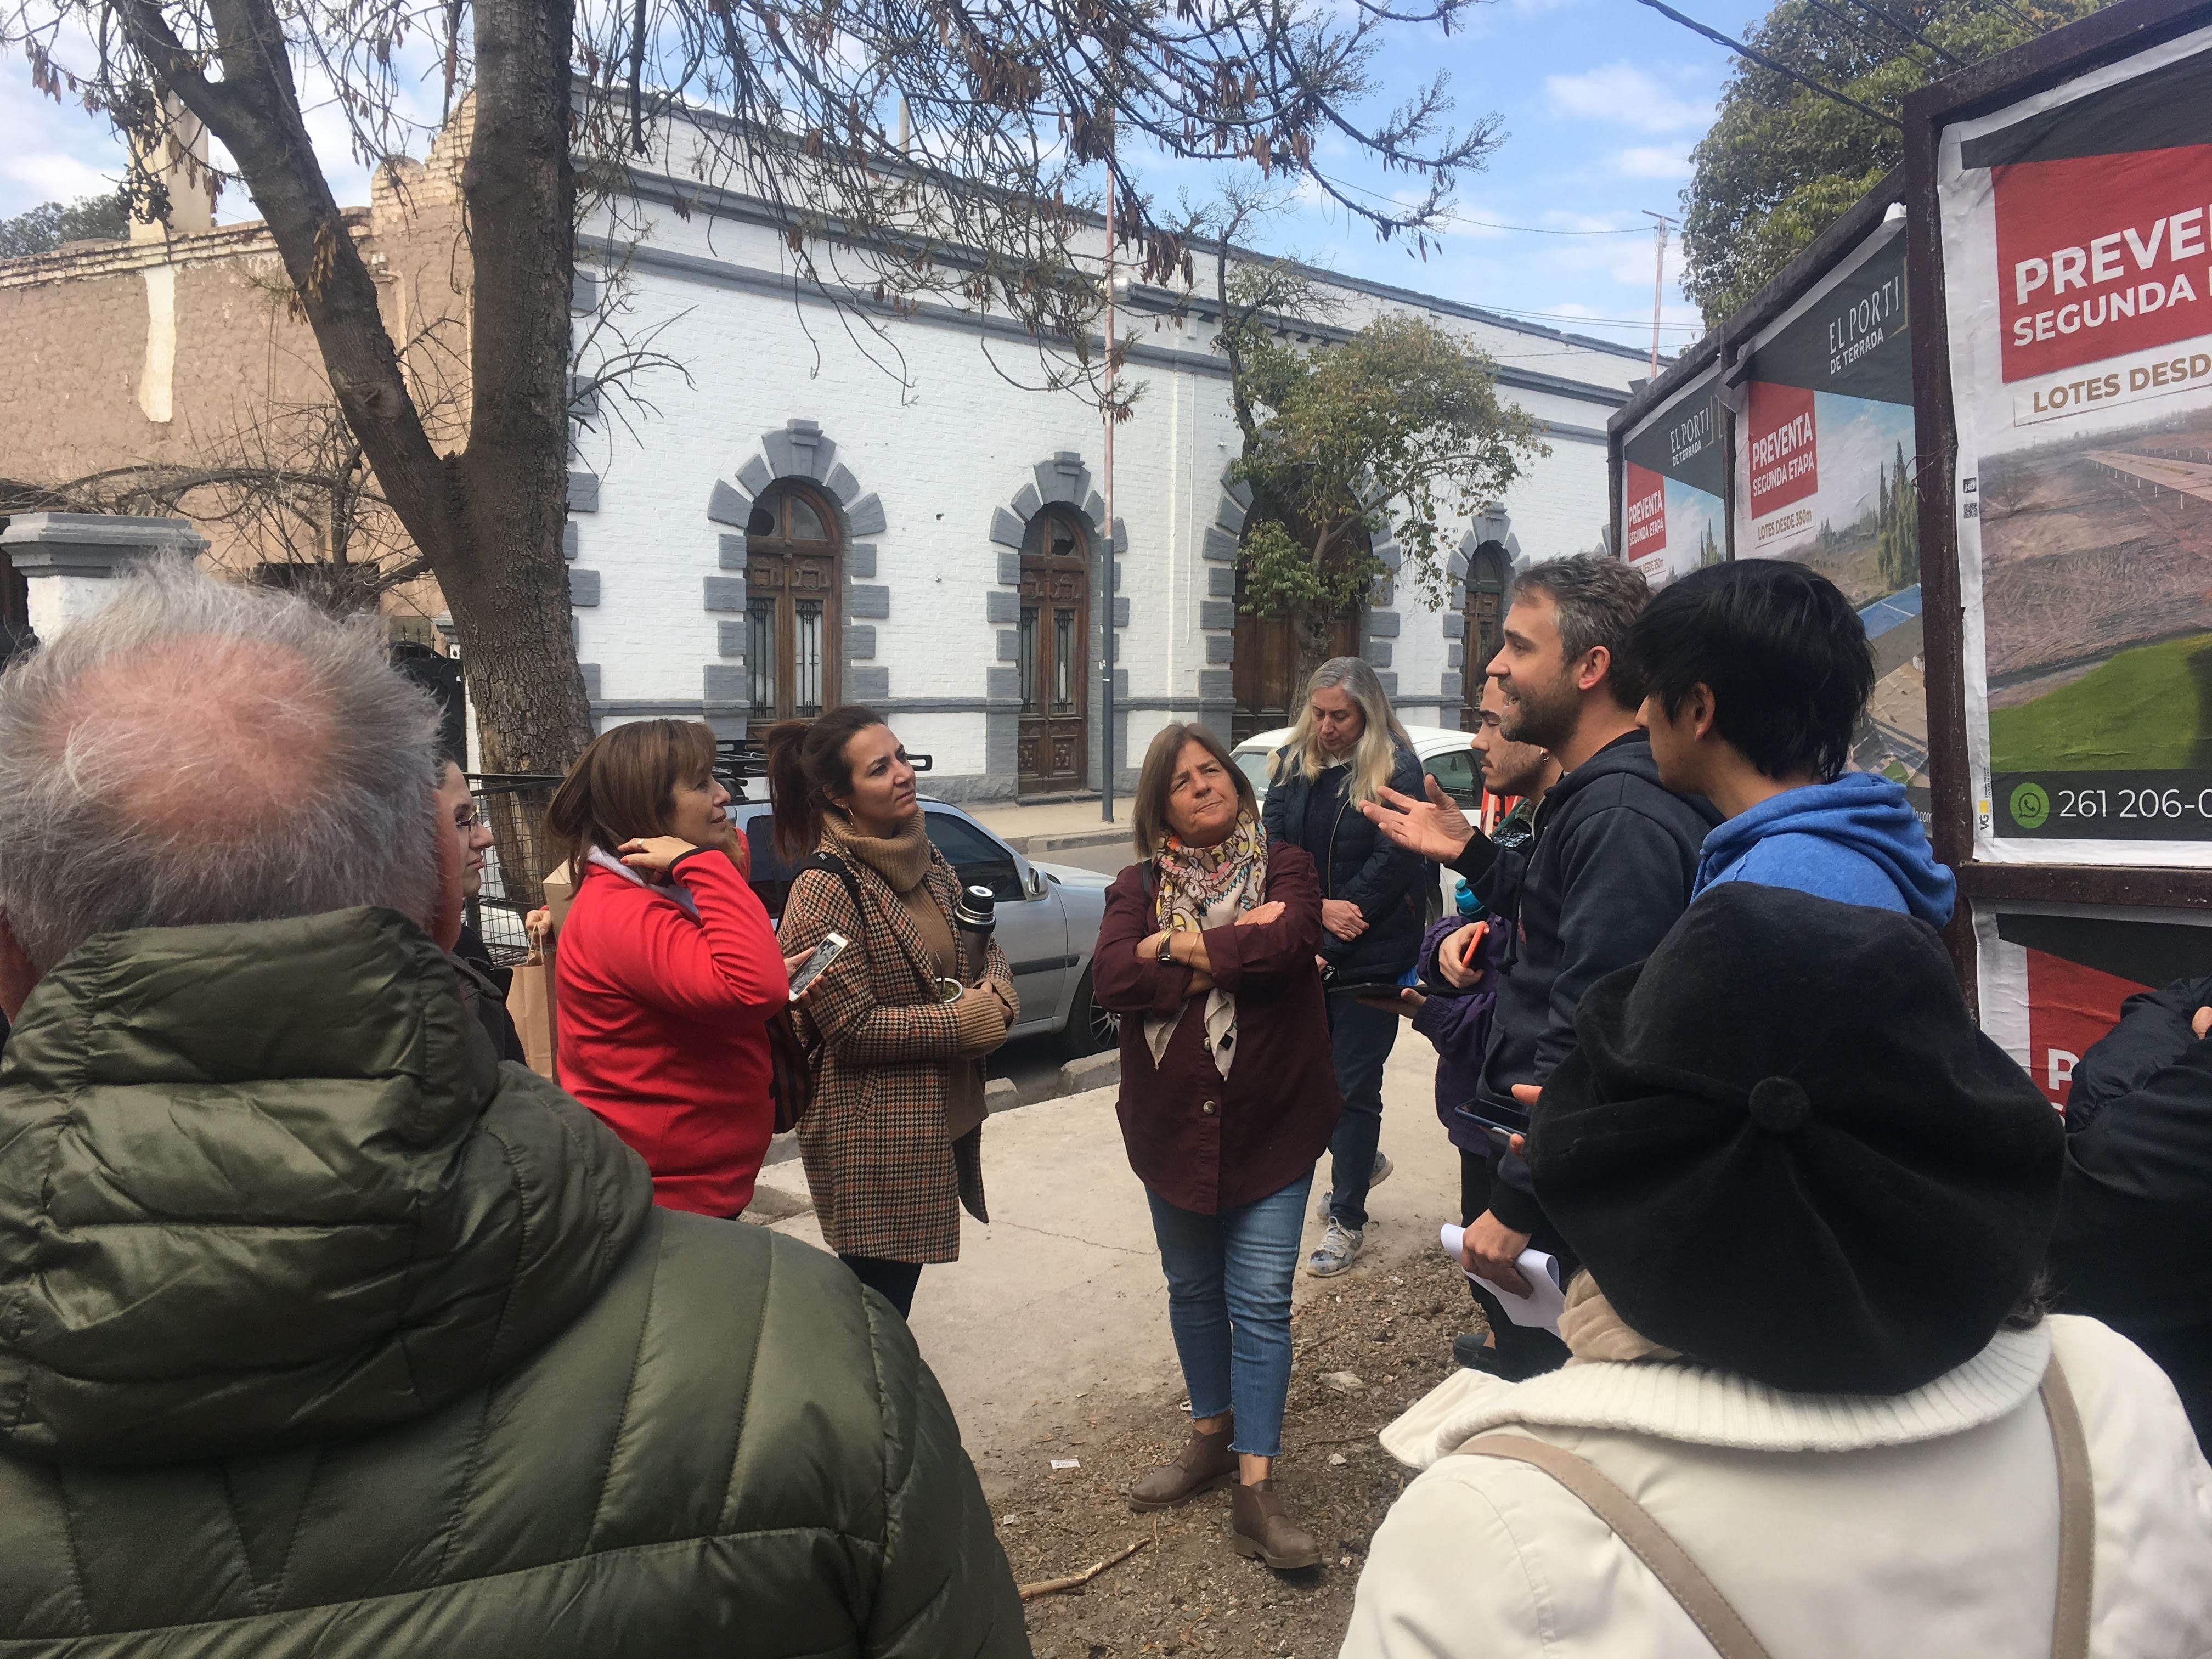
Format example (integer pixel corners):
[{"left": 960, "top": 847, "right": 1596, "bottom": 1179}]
[{"left": 1363, "top": 555, "right": 1718, "bottom": 1377}]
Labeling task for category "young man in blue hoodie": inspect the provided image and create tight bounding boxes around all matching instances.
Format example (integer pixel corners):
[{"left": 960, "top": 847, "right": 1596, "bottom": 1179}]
[{"left": 1623, "top": 559, "right": 1955, "bottom": 926}]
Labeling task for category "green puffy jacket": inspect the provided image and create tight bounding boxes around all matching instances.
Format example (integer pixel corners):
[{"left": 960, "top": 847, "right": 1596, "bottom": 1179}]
[{"left": 0, "top": 907, "right": 1030, "bottom": 1656}]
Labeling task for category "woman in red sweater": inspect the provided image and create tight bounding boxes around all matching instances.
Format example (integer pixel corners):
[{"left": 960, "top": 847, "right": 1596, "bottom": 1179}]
[{"left": 546, "top": 719, "right": 791, "bottom": 1216}]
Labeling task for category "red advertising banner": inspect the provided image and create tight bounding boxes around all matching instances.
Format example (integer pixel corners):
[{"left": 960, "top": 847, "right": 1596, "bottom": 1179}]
[
  {"left": 1745, "top": 380, "right": 1819, "bottom": 518},
  {"left": 1994, "top": 141, "right": 2212, "bottom": 382},
  {"left": 2021, "top": 946, "right": 2149, "bottom": 1103},
  {"left": 1622, "top": 461, "right": 1667, "bottom": 561}
]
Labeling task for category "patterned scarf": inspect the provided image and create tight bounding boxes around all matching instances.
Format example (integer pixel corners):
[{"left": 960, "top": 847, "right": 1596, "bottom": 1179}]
[{"left": 1144, "top": 812, "right": 1269, "bottom": 1076}]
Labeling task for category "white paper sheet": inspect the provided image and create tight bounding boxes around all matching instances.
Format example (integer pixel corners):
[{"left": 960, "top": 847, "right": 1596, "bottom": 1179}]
[{"left": 1440, "top": 1223, "right": 1567, "bottom": 1335}]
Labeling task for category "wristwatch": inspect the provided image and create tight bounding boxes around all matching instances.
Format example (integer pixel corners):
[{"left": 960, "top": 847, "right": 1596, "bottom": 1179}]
[{"left": 1156, "top": 933, "right": 1177, "bottom": 964}]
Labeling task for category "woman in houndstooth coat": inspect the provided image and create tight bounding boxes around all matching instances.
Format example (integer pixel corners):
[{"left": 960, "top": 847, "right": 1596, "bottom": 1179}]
[{"left": 764, "top": 705, "right": 1017, "bottom": 1319}]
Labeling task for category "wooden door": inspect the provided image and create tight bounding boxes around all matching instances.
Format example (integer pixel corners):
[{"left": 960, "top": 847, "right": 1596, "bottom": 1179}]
[
  {"left": 1231, "top": 610, "right": 1358, "bottom": 743},
  {"left": 1462, "top": 541, "right": 1510, "bottom": 731},
  {"left": 745, "top": 484, "right": 841, "bottom": 722},
  {"left": 1017, "top": 508, "right": 1089, "bottom": 793}
]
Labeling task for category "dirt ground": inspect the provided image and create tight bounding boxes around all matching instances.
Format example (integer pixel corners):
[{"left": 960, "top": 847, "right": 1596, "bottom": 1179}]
[{"left": 996, "top": 1246, "right": 1480, "bottom": 1657}]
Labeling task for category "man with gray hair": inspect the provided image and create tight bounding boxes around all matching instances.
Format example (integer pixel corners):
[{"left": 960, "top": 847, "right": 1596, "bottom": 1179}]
[{"left": 0, "top": 562, "right": 1028, "bottom": 1656}]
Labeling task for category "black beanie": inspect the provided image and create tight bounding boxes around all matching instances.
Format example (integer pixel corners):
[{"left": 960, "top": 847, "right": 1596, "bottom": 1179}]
[{"left": 1528, "top": 882, "right": 2063, "bottom": 1396}]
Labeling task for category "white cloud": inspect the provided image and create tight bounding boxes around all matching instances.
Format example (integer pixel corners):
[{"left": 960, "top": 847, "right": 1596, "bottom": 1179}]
[
  {"left": 0, "top": 150, "right": 118, "bottom": 205},
  {"left": 1544, "top": 63, "right": 1712, "bottom": 133},
  {"left": 1616, "top": 144, "right": 1691, "bottom": 179}
]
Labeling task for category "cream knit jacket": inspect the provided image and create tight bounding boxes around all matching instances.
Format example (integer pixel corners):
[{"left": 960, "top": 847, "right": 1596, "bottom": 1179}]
[{"left": 1341, "top": 1315, "right": 2212, "bottom": 1658}]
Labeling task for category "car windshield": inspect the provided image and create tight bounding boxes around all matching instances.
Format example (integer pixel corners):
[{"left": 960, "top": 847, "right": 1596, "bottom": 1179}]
[{"left": 1234, "top": 750, "right": 1274, "bottom": 797}]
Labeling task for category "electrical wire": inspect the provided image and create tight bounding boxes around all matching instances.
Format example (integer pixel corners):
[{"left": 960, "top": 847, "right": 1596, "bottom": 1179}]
[{"left": 1629, "top": 0, "right": 1906, "bottom": 128}]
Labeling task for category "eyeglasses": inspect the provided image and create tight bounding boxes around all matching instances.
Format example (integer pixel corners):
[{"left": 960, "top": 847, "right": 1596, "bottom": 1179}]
[{"left": 453, "top": 805, "right": 485, "bottom": 832}]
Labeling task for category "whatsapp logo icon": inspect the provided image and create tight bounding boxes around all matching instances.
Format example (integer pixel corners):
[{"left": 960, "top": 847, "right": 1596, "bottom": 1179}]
[{"left": 2010, "top": 782, "right": 2051, "bottom": 831}]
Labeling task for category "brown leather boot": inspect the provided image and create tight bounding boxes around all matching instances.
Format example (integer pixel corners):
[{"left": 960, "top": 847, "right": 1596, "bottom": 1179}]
[
  {"left": 1128, "top": 1421, "right": 1237, "bottom": 1512},
  {"left": 1230, "top": 1477, "right": 1322, "bottom": 1570}
]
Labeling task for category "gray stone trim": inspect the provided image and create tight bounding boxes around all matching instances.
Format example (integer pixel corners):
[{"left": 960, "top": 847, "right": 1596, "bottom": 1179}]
[
  {"left": 704, "top": 575, "right": 746, "bottom": 612},
  {"left": 1199, "top": 599, "right": 1234, "bottom": 631},
  {"left": 847, "top": 584, "right": 891, "bottom": 620},
  {"left": 1206, "top": 566, "right": 1235, "bottom": 599},
  {"left": 825, "top": 462, "right": 862, "bottom": 504},
  {"left": 849, "top": 544, "right": 877, "bottom": 579},
  {"left": 719, "top": 620, "right": 746, "bottom": 657},
  {"left": 997, "top": 630, "right": 1019, "bottom": 662},
  {"left": 984, "top": 711, "right": 1018, "bottom": 778},
  {"left": 568, "top": 374, "right": 600, "bottom": 417},
  {"left": 985, "top": 667, "right": 1020, "bottom": 699},
  {"left": 1111, "top": 596, "right": 1130, "bottom": 628},
  {"left": 848, "top": 666, "right": 891, "bottom": 701},
  {"left": 707, "top": 482, "right": 751, "bottom": 528},
  {"left": 579, "top": 663, "right": 602, "bottom": 701},
  {"left": 567, "top": 472, "right": 600, "bottom": 513},
  {"left": 1446, "top": 641, "right": 1463, "bottom": 670},
  {"left": 1378, "top": 672, "right": 1399, "bottom": 695},
  {"left": 1012, "top": 483, "right": 1042, "bottom": 519},
  {"left": 1198, "top": 669, "right": 1233, "bottom": 701},
  {"left": 997, "top": 550, "right": 1021, "bottom": 586},
  {"left": 1373, "top": 540, "right": 1402, "bottom": 572},
  {"left": 571, "top": 270, "right": 600, "bottom": 315},
  {"left": 1363, "top": 641, "right": 1392, "bottom": 669},
  {"left": 1202, "top": 526, "right": 1239, "bottom": 562},
  {"left": 847, "top": 624, "right": 877, "bottom": 659},
  {"left": 847, "top": 494, "right": 887, "bottom": 538},
  {"left": 737, "top": 454, "right": 772, "bottom": 496},
  {"left": 985, "top": 589, "right": 1020, "bottom": 625},
  {"left": 1205, "top": 634, "right": 1233, "bottom": 664},
  {"left": 990, "top": 508, "right": 1025, "bottom": 548},
  {"left": 704, "top": 664, "right": 746, "bottom": 702},
  {"left": 1366, "top": 611, "right": 1401, "bottom": 639},
  {"left": 563, "top": 522, "right": 580, "bottom": 561},
  {"left": 1036, "top": 452, "right": 1090, "bottom": 506},
  {"left": 719, "top": 532, "right": 746, "bottom": 570},
  {"left": 568, "top": 569, "right": 601, "bottom": 607},
  {"left": 1441, "top": 672, "right": 1464, "bottom": 701}
]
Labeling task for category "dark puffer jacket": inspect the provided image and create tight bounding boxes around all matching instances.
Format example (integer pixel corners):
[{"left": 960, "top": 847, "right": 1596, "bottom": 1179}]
[
  {"left": 0, "top": 907, "right": 1028, "bottom": 1657},
  {"left": 1261, "top": 739, "right": 1427, "bottom": 980}
]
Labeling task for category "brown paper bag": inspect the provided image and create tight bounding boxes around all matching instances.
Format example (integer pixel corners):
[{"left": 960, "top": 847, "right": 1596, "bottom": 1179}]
[{"left": 506, "top": 930, "right": 558, "bottom": 1080}]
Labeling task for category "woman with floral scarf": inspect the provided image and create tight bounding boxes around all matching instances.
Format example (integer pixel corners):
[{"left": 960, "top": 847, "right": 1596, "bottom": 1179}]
[{"left": 1093, "top": 723, "right": 1344, "bottom": 1572}]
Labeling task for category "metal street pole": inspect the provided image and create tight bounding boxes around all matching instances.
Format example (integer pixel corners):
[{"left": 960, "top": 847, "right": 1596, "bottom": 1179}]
[
  {"left": 1642, "top": 210, "right": 1672, "bottom": 376},
  {"left": 1101, "top": 162, "right": 1118, "bottom": 823}
]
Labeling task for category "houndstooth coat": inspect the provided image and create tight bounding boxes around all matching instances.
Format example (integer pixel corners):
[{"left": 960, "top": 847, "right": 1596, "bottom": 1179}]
[{"left": 780, "top": 845, "right": 1016, "bottom": 1263}]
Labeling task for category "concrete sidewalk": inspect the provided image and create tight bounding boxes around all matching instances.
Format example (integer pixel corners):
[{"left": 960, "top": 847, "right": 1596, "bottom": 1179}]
[
  {"left": 961, "top": 794, "right": 1130, "bottom": 855},
  {"left": 757, "top": 1025, "right": 1456, "bottom": 1493}
]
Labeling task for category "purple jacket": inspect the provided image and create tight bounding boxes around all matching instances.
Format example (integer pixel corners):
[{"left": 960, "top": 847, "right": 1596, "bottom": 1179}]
[{"left": 1410, "top": 912, "right": 1511, "bottom": 1152}]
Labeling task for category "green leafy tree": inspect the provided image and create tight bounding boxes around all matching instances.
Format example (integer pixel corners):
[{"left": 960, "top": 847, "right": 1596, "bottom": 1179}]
[
  {"left": 0, "top": 189, "right": 128, "bottom": 258},
  {"left": 1680, "top": 0, "right": 2106, "bottom": 322},
  {"left": 1878, "top": 439, "right": 1920, "bottom": 592},
  {"left": 1216, "top": 247, "right": 1541, "bottom": 683}
]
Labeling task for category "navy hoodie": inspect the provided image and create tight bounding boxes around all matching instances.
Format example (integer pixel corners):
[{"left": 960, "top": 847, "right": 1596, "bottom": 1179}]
[
  {"left": 1449, "top": 730, "right": 1720, "bottom": 1238},
  {"left": 1693, "top": 772, "right": 1955, "bottom": 926}
]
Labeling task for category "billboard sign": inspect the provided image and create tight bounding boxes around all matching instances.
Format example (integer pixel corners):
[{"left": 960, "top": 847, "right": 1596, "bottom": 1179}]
[
  {"left": 1936, "top": 25, "right": 2212, "bottom": 863},
  {"left": 1733, "top": 221, "right": 1929, "bottom": 812},
  {"left": 1618, "top": 365, "right": 1727, "bottom": 586}
]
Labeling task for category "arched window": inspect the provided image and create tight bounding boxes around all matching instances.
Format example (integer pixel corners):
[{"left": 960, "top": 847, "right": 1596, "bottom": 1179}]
[
  {"left": 1462, "top": 540, "right": 1510, "bottom": 732},
  {"left": 1017, "top": 506, "right": 1091, "bottom": 793},
  {"left": 1229, "top": 514, "right": 1363, "bottom": 744},
  {"left": 745, "top": 483, "right": 840, "bottom": 721}
]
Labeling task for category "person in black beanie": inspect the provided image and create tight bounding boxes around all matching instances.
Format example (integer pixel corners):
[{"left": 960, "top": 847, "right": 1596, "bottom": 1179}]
[{"left": 1345, "top": 884, "right": 2212, "bottom": 1658}]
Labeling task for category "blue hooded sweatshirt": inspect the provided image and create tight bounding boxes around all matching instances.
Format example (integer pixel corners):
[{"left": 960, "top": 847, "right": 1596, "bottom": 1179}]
[{"left": 1692, "top": 771, "right": 1956, "bottom": 926}]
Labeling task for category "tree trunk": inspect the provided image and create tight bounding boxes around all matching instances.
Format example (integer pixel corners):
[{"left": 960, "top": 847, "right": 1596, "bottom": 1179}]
[
  {"left": 1291, "top": 605, "right": 1338, "bottom": 699},
  {"left": 117, "top": 0, "right": 595, "bottom": 885}
]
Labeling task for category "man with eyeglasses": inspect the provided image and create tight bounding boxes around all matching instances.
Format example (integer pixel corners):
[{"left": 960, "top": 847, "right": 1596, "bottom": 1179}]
[{"left": 436, "top": 757, "right": 527, "bottom": 1062}]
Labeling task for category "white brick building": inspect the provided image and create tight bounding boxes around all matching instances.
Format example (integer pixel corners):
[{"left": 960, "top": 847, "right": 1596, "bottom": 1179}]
[{"left": 563, "top": 139, "right": 1649, "bottom": 800}]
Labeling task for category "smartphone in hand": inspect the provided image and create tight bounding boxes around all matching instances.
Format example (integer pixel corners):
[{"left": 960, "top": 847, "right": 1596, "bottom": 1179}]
[{"left": 787, "top": 932, "right": 850, "bottom": 1000}]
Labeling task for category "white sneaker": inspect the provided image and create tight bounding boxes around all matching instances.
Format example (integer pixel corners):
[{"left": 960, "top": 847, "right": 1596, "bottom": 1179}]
[
  {"left": 1306, "top": 1219, "right": 1365, "bottom": 1277},
  {"left": 1314, "top": 1152, "right": 1393, "bottom": 1220}
]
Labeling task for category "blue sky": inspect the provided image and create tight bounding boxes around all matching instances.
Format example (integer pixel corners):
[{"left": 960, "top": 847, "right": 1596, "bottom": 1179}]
[{"left": 1, "top": 0, "right": 1770, "bottom": 356}]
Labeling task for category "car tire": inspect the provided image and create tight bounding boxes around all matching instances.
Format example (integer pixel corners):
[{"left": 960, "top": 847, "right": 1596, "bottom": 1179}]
[{"left": 1060, "top": 967, "right": 1119, "bottom": 1059}]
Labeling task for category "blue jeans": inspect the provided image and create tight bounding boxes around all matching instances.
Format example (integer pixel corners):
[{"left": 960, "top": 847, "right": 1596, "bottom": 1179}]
[
  {"left": 1325, "top": 994, "right": 1401, "bottom": 1229},
  {"left": 1146, "top": 1171, "right": 1313, "bottom": 1459}
]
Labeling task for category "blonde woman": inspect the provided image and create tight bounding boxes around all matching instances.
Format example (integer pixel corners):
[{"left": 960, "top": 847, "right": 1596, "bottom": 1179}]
[{"left": 1260, "top": 656, "right": 1426, "bottom": 1276}]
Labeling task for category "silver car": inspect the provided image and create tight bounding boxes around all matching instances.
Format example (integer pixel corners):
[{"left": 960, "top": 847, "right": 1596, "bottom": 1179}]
[{"left": 734, "top": 798, "right": 1116, "bottom": 1057}]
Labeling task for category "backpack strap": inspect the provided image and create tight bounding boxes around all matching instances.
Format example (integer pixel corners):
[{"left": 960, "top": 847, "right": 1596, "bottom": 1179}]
[
  {"left": 2041, "top": 1357, "right": 2094, "bottom": 1659},
  {"left": 799, "top": 850, "right": 868, "bottom": 924},
  {"left": 1454, "top": 1351, "right": 2096, "bottom": 1659},
  {"left": 1453, "top": 1435, "right": 1774, "bottom": 1659}
]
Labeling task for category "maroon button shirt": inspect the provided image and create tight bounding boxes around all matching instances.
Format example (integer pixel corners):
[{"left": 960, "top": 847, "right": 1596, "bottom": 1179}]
[{"left": 1093, "top": 842, "right": 1344, "bottom": 1215}]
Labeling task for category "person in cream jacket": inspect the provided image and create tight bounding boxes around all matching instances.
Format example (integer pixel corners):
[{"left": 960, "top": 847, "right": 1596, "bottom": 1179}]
[{"left": 1344, "top": 886, "right": 2212, "bottom": 1659}]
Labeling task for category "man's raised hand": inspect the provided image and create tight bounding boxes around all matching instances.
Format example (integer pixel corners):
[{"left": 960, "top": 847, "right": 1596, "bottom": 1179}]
[{"left": 1358, "top": 772, "right": 1476, "bottom": 862}]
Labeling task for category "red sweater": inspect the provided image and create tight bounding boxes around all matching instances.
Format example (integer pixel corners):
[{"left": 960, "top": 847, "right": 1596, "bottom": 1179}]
[{"left": 554, "top": 851, "right": 787, "bottom": 1216}]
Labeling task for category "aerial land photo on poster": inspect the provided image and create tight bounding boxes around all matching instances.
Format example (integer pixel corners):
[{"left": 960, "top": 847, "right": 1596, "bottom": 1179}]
[{"left": 1978, "top": 402, "right": 2212, "bottom": 786}]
